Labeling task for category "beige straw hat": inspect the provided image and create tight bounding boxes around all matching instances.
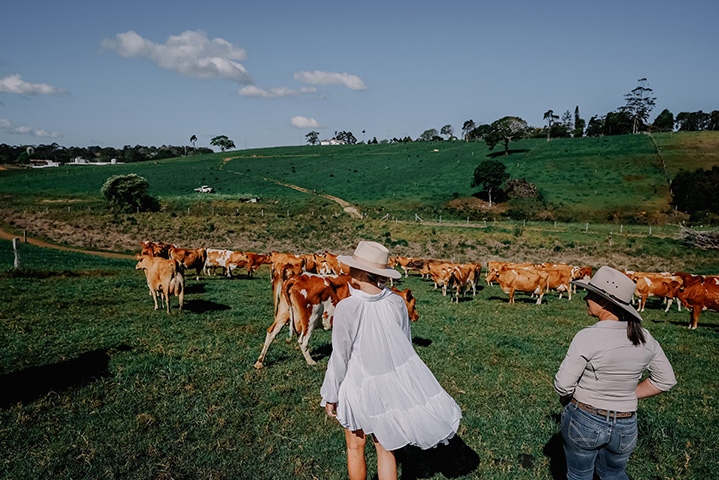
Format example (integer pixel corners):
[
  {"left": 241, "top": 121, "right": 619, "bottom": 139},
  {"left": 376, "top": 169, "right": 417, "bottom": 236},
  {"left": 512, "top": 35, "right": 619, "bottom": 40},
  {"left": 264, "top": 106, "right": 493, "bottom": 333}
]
[
  {"left": 337, "top": 241, "right": 401, "bottom": 279},
  {"left": 570, "top": 266, "right": 643, "bottom": 321}
]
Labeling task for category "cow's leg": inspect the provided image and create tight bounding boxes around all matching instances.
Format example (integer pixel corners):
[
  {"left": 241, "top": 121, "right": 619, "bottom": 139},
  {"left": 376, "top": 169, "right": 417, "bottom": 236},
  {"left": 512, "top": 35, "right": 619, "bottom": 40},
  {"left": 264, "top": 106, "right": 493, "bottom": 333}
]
[
  {"left": 690, "top": 307, "right": 701, "bottom": 330},
  {"left": 509, "top": 288, "right": 515, "bottom": 304},
  {"left": 254, "top": 320, "right": 287, "bottom": 369},
  {"left": 149, "top": 288, "right": 160, "bottom": 310},
  {"left": 536, "top": 289, "right": 544, "bottom": 305},
  {"left": 664, "top": 298, "right": 673, "bottom": 313},
  {"left": 640, "top": 295, "right": 648, "bottom": 312},
  {"left": 567, "top": 285, "right": 572, "bottom": 301}
]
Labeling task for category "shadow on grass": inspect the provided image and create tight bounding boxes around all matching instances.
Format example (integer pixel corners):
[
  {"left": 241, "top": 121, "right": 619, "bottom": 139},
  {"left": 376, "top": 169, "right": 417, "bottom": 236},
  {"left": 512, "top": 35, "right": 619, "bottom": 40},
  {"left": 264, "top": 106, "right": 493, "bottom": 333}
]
[
  {"left": 310, "top": 342, "right": 332, "bottom": 362},
  {"left": 486, "top": 149, "right": 530, "bottom": 158},
  {"left": 487, "top": 295, "right": 541, "bottom": 305},
  {"left": 183, "top": 299, "right": 230, "bottom": 313},
  {"left": 394, "top": 435, "right": 479, "bottom": 479},
  {"left": 184, "top": 283, "right": 206, "bottom": 294},
  {"left": 0, "top": 345, "right": 130, "bottom": 408},
  {"left": 543, "top": 413, "right": 568, "bottom": 480},
  {"left": 412, "top": 337, "right": 433, "bottom": 347}
]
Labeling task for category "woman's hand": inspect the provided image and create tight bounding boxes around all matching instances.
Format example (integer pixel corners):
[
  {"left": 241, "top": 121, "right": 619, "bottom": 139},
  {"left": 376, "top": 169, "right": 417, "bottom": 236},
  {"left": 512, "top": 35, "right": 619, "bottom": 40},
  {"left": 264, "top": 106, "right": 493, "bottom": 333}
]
[{"left": 325, "top": 402, "right": 337, "bottom": 418}]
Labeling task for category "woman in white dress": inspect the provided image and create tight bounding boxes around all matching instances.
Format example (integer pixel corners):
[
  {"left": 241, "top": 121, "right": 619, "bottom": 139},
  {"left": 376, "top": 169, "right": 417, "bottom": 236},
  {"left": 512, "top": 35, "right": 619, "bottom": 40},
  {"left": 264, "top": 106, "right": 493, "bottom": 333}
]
[{"left": 320, "top": 241, "right": 462, "bottom": 480}]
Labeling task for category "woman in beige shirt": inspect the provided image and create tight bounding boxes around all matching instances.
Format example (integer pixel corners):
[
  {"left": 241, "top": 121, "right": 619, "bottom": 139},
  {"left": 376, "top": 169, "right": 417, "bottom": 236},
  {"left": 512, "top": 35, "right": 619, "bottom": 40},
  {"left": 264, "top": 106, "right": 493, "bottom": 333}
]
[{"left": 554, "top": 266, "right": 676, "bottom": 480}]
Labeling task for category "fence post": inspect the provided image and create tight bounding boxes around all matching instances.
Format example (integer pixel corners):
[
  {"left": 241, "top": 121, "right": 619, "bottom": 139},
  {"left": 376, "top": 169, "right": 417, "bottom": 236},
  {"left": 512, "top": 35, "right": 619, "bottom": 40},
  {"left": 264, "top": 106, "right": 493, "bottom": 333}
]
[
  {"left": 585, "top": 223, "right": 589, "bottom": 232},
  {"left": 554, "top": 221, "right": 557, "bottom": 228},
  {"left": 187, "top": 207, "right": 190, "bottom": 215},
  {"left": 467, "top": 217, "right": 469, "bottom": 225},
  {"left": 23, "top": 230, "right": 27, "bottom": 243},
  {"left": 484, "top": 220, "right": 487, "bottom": 227},
  {"left": 12, "top": 238, "right": 21, "bottom": 270},
  {"left": 439, "top": 215, "right": 442, "bottom": 223},
  {"left": 261, "top": 209, "right": 264, "bottom": 217},
  {"left": 649, "top": 226, "right": 652, "bottom": 236},
  {"left": 620, "top": 224, "right": 623, "bottom": 234}
]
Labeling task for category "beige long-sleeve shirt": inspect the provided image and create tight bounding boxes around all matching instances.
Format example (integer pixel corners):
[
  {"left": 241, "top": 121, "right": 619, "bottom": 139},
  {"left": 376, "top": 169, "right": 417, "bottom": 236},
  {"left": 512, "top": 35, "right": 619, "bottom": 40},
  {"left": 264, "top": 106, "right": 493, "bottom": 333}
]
[{"left": 554, "top": 320, "right": 676, "bottom": 412}]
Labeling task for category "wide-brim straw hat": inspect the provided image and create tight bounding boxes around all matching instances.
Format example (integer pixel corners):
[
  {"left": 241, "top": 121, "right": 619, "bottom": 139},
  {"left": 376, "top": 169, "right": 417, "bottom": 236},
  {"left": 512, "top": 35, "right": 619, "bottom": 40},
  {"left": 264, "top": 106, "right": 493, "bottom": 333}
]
[
  {"left": 570, "top": 266, "right": 643, "bottom": 321},
  {"left": 337, "top": 241, "right": 401, "bottom": 279}
]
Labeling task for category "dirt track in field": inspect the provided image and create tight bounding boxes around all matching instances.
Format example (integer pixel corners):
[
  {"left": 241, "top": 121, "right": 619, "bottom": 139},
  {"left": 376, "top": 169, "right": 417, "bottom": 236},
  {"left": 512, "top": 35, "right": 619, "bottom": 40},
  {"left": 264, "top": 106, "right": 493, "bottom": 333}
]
[
  {"left": 221, "top": 157, "right": 362, "bottom": 219},
  {"left": 0, "top": 226, "right": 134, "bottom": 259}
]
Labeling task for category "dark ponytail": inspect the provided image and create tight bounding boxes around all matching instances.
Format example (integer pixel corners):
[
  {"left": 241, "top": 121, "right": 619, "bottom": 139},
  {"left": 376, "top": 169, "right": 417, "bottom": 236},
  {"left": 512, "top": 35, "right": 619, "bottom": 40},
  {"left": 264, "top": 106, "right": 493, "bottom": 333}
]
[
  {"left": 600, "top": 295, "right": 646, "bottom": 346},
  {"left": 626, "top": 318, "right": 646, "bottom": 346}
]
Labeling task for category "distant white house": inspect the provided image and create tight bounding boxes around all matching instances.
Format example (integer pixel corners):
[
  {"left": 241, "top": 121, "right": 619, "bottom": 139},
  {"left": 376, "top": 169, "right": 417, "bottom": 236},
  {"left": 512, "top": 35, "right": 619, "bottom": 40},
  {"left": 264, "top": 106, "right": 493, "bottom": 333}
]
[
  {"left": 69, "top": 157, "right": 123, "bottom": 166},
  {"left": 29, "top": 159, "right": 60, "bottom": 168},
  {"left": 194, "top": 185, "right": 214, "bottom": 193},
  {"left": 320, "top": 138, "right": 346, "bottom": 146}
]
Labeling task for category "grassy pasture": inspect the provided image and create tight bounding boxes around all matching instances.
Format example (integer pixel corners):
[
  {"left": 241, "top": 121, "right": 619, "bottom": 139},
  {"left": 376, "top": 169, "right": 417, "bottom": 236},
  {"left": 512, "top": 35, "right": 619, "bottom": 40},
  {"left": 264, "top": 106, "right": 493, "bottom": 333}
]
[
  {"left": 5, "top": 132, "right": 719, "bottom": 224},
  {"left": 2, "top": 240, "right": 719, "bottom": 479}
]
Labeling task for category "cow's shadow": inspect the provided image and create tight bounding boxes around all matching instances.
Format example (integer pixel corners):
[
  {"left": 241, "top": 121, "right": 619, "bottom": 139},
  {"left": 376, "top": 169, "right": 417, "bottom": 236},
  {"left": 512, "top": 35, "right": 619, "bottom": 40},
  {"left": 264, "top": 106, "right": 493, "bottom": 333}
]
[
  {"left": 0, "top": 345, "right": 130, "bottom": 408},
  {"left": 183, "top": 299, "right": 230, "bottom": 313},
  {"left": 488, "top": 295, "right": 541, "bottom": 305},
  {"left": 184, "top": 283, "right": 206, "bottom": 294},
  {"left": 310, "top": 343, "right": 333, "bottom": 362},
  {"left": 412, "top": 337, "right": 432, "bottom": 347},
  {"left": 394, "top": 435, "right": 479, "bottom": 479},
  {"left": 486, "top": 149, "right": 530, "bottom": 158}
]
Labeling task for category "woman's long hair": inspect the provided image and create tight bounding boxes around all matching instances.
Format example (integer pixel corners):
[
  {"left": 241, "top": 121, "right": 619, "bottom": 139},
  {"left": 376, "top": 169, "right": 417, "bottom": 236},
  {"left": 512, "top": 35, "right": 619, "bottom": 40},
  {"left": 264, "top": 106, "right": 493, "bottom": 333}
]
[{"left": 590, "top": 292, "right": 646, "bottom": 346}]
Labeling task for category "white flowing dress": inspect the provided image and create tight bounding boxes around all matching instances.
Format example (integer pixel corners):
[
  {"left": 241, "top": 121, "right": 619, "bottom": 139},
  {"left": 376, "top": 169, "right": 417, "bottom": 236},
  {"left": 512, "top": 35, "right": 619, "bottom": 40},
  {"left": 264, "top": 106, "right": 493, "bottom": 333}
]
[{"left": 320, "top": 285, "right": 462, "bottom": 451}]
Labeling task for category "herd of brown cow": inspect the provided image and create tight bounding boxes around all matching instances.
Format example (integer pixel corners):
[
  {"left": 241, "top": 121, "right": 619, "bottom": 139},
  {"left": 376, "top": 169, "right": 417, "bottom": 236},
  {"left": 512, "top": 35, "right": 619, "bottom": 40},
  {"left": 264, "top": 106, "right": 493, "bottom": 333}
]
[{"left": 134, "top": 241, "right": 719, "bottom": 368}]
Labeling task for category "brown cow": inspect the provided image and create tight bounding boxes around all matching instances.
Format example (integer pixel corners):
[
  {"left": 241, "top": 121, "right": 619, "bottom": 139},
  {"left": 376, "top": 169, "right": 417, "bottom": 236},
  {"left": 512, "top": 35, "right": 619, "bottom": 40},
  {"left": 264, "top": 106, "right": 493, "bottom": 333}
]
[
  {"left": 254, "top": 274, "right": 419, "bottom": 368},
  {"left": 271, "top": 262, "right": 305, "bottom": 316},
  {"left": 242, "top": 252, "right": 271, "bottom": 277},
  {"left": 537, "top": 264, "right": 575, "bottom": 300},
  {"left": 392, "top": 256, "right": 413, "bottom": 277},
  {"left": 135, "top": 255, "right": 184, "bottom": 314},
  {"left": 169, "top": 246, "right": 207, "bottom": 281},
  {"left": 672, "top": 275, "right": 719, "bottom": 329},
  {"left": 486, "top": 268, "right": 549, "bottom": 304},
  {"left": 203, "top": 248, "right": 250, "bottom": 278},
  {"left": 484, "top": 262, "right": 535, "bottom": 285},
  {"left": 633, "top": 272, "right": 687, "bottom": 312},
  {"left": 139, "top": 240, "right": 172, "bottom": 258}
]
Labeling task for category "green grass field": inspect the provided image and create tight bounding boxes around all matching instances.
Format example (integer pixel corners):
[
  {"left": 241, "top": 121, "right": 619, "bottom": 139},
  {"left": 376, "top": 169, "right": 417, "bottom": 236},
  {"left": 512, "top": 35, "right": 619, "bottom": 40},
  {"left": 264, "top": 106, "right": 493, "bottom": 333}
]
[
  {"left": 1, "top": 132, "right": 719, "bottom": 478},
  {"left": 1, "top": 240, "right": 718, "bottom": 479},
  {"left": 3, "top": 132, "right": 718, "bottom": 225}
]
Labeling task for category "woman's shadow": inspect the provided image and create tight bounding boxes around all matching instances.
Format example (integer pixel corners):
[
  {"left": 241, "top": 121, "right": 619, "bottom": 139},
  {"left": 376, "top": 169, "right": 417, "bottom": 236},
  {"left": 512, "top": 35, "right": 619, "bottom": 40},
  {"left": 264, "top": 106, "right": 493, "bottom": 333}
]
[
  {"left": 393, "top": 435, "right": 479, "bottom": 479},
  {"left": 543, "top": 413, "right": 568, "bottom": 480}
]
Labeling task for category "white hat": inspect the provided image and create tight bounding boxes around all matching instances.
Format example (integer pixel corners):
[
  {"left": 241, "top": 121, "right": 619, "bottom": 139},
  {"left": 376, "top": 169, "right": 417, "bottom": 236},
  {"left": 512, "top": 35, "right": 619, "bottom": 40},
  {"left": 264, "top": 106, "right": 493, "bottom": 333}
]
[
  {"left": 570, "top": 266, "right": 643, "bottom": 321},
  {"left": 337, "top": 241, "right": 401, "bottom": 279}
]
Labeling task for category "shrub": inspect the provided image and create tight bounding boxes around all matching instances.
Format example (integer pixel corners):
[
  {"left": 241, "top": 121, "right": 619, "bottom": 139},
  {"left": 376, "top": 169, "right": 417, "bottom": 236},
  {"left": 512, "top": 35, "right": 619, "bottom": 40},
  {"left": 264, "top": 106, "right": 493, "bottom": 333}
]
[{"left": 101, "top": 174, "right": 159, "bottom": 213}]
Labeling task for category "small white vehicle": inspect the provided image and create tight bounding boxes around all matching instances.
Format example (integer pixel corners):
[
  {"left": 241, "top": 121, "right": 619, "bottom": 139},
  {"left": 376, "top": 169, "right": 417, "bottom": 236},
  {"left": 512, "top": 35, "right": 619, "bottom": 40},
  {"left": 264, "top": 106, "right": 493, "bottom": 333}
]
[{"left": 194, "top": 185, "right": 214, "bottom": 193}]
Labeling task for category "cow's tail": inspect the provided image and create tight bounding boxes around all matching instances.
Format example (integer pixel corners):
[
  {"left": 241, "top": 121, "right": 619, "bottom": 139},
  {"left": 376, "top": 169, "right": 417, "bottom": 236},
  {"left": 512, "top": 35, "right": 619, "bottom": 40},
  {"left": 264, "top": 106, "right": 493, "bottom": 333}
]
[
  {"left": 282, "top": 277, "right": 299, "bottom": 335},
  {"left": 172, "top": 273, "right": 184, "bottom": 313}
]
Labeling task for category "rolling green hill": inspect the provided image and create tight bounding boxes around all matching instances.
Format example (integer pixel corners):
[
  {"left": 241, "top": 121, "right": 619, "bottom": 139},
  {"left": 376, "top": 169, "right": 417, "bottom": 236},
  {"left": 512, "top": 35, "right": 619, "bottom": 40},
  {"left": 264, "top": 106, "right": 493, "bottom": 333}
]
[{"left": 2, "top": 132, "right": 718, "bottom": 224}]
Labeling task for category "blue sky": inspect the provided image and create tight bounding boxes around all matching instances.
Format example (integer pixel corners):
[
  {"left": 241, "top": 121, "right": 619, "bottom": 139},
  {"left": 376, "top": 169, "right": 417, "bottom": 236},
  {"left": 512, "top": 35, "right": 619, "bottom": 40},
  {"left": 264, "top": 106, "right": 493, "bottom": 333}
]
[{"left": 1, "top": 0, "right": 717, "bottom": 151}]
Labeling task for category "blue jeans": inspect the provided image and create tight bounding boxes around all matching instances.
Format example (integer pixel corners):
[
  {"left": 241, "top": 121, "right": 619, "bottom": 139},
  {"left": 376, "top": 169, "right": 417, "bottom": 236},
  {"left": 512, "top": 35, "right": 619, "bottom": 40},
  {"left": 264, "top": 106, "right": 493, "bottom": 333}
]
[{"left": 561, "top": 402, "right": 638, "bottom": 480}]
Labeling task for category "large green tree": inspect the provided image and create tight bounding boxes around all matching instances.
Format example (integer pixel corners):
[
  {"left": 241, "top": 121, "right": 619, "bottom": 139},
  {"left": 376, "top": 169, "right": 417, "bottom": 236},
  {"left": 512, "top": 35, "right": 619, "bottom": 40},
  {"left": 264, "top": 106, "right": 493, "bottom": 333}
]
[
  {"left": 210, "top": 135, "right": 236, "bottom": 151},
  {"left": 485, "top": 116, "right": 528, "bottom": 155},
  {"left": 471, "top": 159, "right": 510, "bottom": 207},
  {"left": 305, "top": 131, "right": 319, "bottom": 145},
  {"left": 418, "top": 128, "right": 439, "bottom": 142},
  {"left": 624, "top": 78, "right": 656, "bottom": 134},
  {"left": 440, "top": 124, "right": 454, "bottom": 140},
  {"left": 653, "top": 109, "right": 674, "bottom": 132},
  {"left": 543, "top": 110, "right": 559, "bottom": 142},
  {"left": 101, "top": 174, "right": 159, "bottom": 213},
  {"left": 462, "top": 120, "right": 475, "bottom": 141}
]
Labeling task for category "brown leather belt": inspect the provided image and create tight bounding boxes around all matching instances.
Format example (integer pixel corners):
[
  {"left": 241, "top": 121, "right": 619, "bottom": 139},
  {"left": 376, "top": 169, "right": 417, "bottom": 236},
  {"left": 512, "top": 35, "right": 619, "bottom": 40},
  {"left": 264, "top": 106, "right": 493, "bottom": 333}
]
[{"left": 571, "top": 398, "right": 635, "bottom": 419}]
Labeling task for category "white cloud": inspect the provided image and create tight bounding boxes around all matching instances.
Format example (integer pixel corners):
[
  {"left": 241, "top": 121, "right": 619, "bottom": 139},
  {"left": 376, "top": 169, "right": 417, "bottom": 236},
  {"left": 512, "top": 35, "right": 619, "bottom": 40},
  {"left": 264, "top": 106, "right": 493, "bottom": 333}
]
[
  {"left": 290, "top": 116, "right": 322, "bottom": 129},
  {"left": 101, "top": 30, "right": 252, "bottom": 84},
  {"left": 238, "top": 85, "right": 299, "bottom": 98},
  {"left": 300, "top": 86, "right": 318, "bottom": 93},
  {"left": 0, "top": 118, "right": 61, "bottom": 138},
  {"left": 0, "top": 74, "right": 68, "bottom": 95},
  {"left": 294, "top": 70, "right": 366, "bottom": 91}
]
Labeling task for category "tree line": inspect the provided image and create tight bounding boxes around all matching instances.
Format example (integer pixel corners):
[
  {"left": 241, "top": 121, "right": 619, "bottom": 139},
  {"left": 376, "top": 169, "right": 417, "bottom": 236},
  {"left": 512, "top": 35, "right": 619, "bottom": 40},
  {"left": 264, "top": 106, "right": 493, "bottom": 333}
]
[
  {"left": 306, "top": 78, "right": 718, "bottom": 150},
  {"left": 0, "top": 142, "right": 214, "bottom": 165}
]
